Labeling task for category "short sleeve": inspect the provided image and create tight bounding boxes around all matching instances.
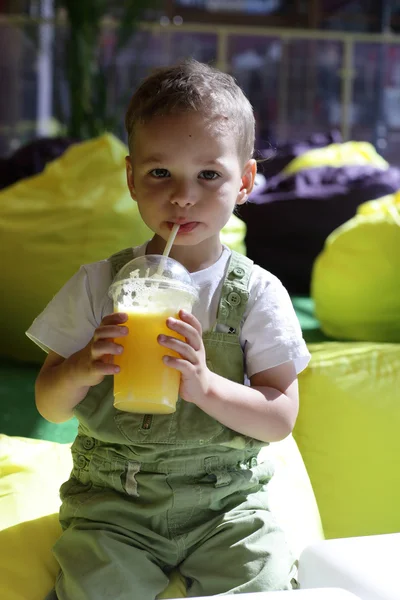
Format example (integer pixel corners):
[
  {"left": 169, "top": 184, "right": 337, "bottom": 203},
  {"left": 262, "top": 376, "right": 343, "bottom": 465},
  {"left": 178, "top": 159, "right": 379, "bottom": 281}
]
[
  {"left": 241, "top": 266, "right": 311, "bottom": 378},
  {"left": 26, "top": 261, "right": 113, "bottom": 358}
]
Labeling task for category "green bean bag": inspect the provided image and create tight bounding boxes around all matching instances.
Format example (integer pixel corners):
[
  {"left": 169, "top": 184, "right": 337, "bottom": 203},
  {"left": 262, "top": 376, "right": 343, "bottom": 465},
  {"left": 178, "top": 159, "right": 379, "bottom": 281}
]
[
  {"left": 294, "top": 341, "right": 400, "bottom": 539},
  {"left": 0, "top": 434, "right": 322, "bottom": 600},
  {"left": 283, "top": 141, "right": 388, "bottom": 176},
  {"left": 0, "top": 134, "right": 246, "bottom": 363},
  {"left": 311, "top": 193, "right": 400, "bottom": 342}
]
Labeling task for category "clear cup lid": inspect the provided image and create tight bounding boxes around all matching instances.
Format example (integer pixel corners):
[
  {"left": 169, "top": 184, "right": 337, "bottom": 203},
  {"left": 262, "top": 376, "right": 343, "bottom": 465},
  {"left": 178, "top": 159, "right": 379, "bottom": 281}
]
[{"left": 109, "top": 254, "right": 198, "bottom": 301}]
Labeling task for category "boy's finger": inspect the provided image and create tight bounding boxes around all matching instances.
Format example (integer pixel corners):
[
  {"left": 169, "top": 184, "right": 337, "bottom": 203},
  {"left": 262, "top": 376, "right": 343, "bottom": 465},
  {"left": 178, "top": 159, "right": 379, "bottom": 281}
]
[
  {"left": 163, "top": 356, "right": 194, "bottom": 377},
  {"left": 91, "top": 340, "right": 124, "bottom": 358},
  {"left": 101, "top": 312, "right": 128, "bottom": 325},
  {"left": 92, "top": 360, "right": 120, "bottom": 375},
  {"left": 166, "top": 318, "right": 202, "bottom": 351},
  {"left": 94, "top": 325, "right": 128, "bottom": 341},
  {"left": 179, "top": 310, "right": 202, "bottom": 334},
  {"left": 158, "top": 335, "right": 197, "bottom": 364}
]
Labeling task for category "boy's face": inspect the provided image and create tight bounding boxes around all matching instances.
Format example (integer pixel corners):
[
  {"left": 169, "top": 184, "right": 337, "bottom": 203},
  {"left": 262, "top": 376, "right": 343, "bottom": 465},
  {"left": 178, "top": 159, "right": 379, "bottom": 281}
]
[{"left": 125, "top": 112, "right": 256, "bottom": 254}]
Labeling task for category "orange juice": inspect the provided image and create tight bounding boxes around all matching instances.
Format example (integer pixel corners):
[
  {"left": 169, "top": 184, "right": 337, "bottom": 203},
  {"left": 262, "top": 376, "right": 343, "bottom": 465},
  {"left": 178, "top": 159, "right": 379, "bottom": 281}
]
[
  {"left": 108, "top": 253, "right": 197, "bottom": 414},
  {"left": 113, "top": 308, "right": 185, "bottom": 414}
]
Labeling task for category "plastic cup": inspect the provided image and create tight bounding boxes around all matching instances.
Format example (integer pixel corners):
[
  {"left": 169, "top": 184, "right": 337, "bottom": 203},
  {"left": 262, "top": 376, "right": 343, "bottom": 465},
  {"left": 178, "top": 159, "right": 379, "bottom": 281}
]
[{"left": 108, "top": 255, "right": 198, "bottom": 414}]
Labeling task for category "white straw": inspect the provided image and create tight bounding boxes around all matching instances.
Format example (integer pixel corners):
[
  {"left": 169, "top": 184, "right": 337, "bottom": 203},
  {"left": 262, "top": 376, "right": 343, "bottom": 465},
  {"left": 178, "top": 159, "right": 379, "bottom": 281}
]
[
  {"left": 163, "top": 223, "right": 180, "bottom": 257},
  {"left": 156, "top": 224, "right": 180, "bottom": 277}
]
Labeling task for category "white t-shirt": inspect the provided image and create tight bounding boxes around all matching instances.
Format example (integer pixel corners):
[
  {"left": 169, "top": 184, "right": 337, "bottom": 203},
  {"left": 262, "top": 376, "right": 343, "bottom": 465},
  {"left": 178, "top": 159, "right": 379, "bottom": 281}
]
[{"left": 26, "top": 244, "right": 310, "bottom": 379}]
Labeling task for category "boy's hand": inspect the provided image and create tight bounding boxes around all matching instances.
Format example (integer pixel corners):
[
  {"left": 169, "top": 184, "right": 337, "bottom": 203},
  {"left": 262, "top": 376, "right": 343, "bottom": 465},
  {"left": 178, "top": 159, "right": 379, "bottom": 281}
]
[
  {"left": 158, "top": 310, "right": 211, "bottom": 404},
  {"left": 70, "top": 312, "right": 128, "bottom": 387}
]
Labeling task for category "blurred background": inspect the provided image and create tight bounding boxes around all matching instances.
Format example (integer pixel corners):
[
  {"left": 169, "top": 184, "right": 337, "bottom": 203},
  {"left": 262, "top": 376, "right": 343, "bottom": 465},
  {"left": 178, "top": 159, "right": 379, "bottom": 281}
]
[
  {"left": 1, "top": 3, "right": 400, "bottom": 557},
  {"left": 1, "top": 0, "right": 400, "bottom": 161},
  {"left": 0, "top": 0, "right": 400, "bottom": 580},
  {"left": 1, "top": 1, "right": 399, "bottom": 445}
]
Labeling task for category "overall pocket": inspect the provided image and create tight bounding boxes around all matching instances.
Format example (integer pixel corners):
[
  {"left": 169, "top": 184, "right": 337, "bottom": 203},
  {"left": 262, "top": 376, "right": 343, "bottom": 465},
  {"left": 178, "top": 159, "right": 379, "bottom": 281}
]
[{"left": 88, "top": 448, "right": 141, "bottom": 497}]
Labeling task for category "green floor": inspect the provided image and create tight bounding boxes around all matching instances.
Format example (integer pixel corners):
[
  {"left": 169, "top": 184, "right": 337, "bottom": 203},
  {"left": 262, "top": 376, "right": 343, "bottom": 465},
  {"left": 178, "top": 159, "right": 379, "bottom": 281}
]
[
  {"left": 0, "top": 297, "right": 329, "bottom": 444},
  {"left": 0, "top": 358, "right": 78, "bottom": 443}
]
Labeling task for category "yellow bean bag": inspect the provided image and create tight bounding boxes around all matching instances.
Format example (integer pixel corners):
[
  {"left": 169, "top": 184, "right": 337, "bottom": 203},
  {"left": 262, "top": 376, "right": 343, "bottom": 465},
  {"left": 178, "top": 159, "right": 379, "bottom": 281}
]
[
  {"left": 0, "top": 434, "right": 322, "bottom": 600},
  {"left": 0, "top": 134, "right": 246, "bottom": 364},
  {"left": 283, "top": 141, "right": 388, "bottom": 176},
  {"left": 312, "top": 192, "right": 400, "bottom": 342},
  {"left": 294, "top": 341, "right": 400, "bottom": 540}
]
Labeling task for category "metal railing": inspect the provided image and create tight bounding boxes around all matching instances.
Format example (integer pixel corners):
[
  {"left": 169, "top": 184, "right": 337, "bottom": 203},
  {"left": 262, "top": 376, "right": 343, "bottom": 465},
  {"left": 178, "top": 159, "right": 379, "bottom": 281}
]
[{"left": 1, "top": 15, "right": 400, "bottom": 163}]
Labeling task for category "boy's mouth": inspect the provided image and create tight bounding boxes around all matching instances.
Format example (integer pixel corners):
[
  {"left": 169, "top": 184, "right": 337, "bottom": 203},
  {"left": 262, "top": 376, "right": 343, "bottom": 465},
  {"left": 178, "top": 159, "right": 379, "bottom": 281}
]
[{"left": 167, "top": 221, "right": 198, "bottom": 233}]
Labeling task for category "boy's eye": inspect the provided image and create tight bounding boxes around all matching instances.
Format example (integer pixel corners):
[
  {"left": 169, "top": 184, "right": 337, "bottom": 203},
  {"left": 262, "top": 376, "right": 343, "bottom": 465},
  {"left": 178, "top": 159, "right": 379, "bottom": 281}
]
[
  {"left": 199, "top": 170, "right": 219, "bottom": 180},
  {"left": 150, "top": 168, "right": 170, "bottom": 178}
]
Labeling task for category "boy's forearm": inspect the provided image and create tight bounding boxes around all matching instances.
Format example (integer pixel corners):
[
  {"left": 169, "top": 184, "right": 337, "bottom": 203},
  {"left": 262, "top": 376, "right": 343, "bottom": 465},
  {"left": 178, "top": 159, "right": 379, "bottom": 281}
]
[
  {"left": 195, "top": 372, "right": 298, "bottom": 443},
  {"left": 35, "top": 358, "right": 90, "bottom": 424}
]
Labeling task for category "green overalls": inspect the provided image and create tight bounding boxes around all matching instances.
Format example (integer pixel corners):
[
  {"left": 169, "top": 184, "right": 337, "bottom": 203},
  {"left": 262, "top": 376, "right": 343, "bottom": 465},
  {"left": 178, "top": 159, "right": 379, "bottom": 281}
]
[{"left": 52, "top": 249, "right": 297, "bottom": 599}]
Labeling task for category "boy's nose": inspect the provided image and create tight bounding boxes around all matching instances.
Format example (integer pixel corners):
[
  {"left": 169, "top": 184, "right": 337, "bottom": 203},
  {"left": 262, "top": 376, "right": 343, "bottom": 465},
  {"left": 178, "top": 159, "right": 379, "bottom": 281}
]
[{"left": 169, "top": 182, "right": 196, "bottom": 207}]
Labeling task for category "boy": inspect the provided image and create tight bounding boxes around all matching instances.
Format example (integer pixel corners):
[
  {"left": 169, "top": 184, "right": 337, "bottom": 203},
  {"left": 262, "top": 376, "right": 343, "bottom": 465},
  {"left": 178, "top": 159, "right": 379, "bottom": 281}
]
[{"left": 28, "top": 60, "right": 310, "bottom": 599}]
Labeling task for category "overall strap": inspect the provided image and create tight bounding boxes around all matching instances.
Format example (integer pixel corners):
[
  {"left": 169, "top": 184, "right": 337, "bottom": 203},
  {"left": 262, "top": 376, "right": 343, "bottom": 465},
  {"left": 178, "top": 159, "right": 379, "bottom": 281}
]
[
  {"left": 108, "top": 248, "right": 135, "bottom": 279},
  {"left": 216, "top": 251, "right": 254, "bottom": 333}
]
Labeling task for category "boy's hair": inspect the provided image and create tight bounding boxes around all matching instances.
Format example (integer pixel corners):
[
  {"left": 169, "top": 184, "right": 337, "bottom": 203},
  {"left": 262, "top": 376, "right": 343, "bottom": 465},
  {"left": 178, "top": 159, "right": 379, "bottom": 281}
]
[{"left": 125, "top": 59, "right": 255, "bottom": 163}]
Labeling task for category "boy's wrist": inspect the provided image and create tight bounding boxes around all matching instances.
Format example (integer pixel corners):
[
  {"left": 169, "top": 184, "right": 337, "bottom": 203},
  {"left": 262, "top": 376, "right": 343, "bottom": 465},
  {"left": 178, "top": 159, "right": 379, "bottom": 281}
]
[
  {"left": 193, "top": 370, "right": 222, "bottom": 409},
  {"left": 63, "top": 351, "right": 92, "bottom": 394}
]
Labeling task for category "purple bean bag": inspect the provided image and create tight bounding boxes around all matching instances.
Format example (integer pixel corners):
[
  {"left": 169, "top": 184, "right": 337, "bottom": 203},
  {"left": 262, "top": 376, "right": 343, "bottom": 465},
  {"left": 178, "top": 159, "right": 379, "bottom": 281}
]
[
  {"left": 0, "top": 137, "right": 78, "bottom": 190},
  {"left": 239, "top": 164, "right": 400, "bottom": 294},
  {"left": 257, "top": 131, "right": 342, "bottom": 179}
]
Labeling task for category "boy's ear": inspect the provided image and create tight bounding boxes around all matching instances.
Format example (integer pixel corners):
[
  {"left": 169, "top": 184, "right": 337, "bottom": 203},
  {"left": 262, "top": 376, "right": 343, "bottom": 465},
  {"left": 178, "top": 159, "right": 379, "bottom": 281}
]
[
  {"left": 236, "top": 159, "right": 257, "bottom": 205},
  {"left": 125, "top": 155, "right": 137, "bottom": 201}
]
